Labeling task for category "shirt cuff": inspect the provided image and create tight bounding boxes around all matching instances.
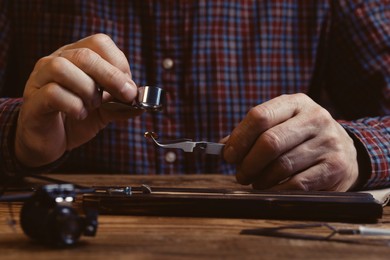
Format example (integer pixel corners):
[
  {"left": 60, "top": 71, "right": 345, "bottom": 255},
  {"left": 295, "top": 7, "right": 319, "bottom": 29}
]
[
  {"left": 0, "top": 98, "right": 68, "bottom": 179},
  {"left": 340, "top": 118, "right": 390, "bottom": 189}
]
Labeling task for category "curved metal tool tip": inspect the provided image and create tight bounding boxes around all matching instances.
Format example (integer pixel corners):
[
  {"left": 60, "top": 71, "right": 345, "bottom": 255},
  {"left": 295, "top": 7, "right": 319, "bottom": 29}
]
[{"left": 144, "top": 131, "right": 159, "bottom": 140}]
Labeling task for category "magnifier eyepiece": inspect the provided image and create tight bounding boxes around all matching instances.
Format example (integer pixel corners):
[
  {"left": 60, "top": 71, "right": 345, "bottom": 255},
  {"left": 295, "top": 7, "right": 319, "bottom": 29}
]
[
  {"left": 136, "top": 86, "right": 165, "bottom": 111},
  {"left": 100, "top": 85, "right": 166, "bottom": 112}
]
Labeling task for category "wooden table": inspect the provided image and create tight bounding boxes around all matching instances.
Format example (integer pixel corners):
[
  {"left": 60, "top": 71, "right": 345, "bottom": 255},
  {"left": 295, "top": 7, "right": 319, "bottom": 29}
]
[{"left": 1, "top": 174, "right": 390, "bottom": 259}]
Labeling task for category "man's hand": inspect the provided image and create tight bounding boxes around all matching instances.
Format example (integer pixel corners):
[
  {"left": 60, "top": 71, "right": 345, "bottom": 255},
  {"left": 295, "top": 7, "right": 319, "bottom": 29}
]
[
  {"left": 223, "top": 93, "right": 359, "bottom": 191},
  {"left": 15, "top": 34, "right": 141, "bottom": 167}
]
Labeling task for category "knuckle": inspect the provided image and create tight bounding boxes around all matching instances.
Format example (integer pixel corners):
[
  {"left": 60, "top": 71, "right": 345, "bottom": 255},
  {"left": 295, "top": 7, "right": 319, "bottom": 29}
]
[
  {"left": 34, "top": 56, "right": 51, "bottom": 69},
  {"left": 247, "top": 107, "right": 262, "bottom": 121},
  {"left": 323, "top": 154, "right": 347, "bottom": 173},
  {"left": 277, "top": 155, "right": 294, "bottom": 173},
  {"left": 43, "top": 83, "right": 84, "bottom": 116},
  {"left": 69, "top": 48, "right": 98, "bottom": 68},
  {"left": 87, "top": 33, "right": 130, "bottom": 73},
  {"left": 292, "top": 93, "right": 312, "bottom": 107},
  {"left": 319, "top": 160, "right": 348, "bottom": 191},
  {"left": 89, "top": 33, "right": 113, "bottom": 46},
  {"left": 317, "top": 106, "right": 331, "bottom": 117},
  {"left": 288, "top": 176, "right": 310, "bottom": 191},
  {"left": 279, "top": 93, "right": 306, "bottom": 110},
  {"left": 261, "top": 130, "right": 283, "bottom": 154},
  {"left": 47, "top": 57, "right": 69, "bottom": 81},
  {"left": 309, "top": 106, "right": 332, "bottom": 127},
  {"left": 43, "top": 83, "right": 61, "bottom": 100},
  {"left": 323, "top": 134, "right": 342, "bottom": 150},
  {"left": 105, "top": 68, "right": 123, "bottom": 85},
  {"left": 317, "top": 108, "right": 332, "bottom": 124},
  {"left": 293, "top": 92, "right": 309, "bottom": 101},
  {"left": 247, "top": 105, "right": 275, "bottom": 129}
]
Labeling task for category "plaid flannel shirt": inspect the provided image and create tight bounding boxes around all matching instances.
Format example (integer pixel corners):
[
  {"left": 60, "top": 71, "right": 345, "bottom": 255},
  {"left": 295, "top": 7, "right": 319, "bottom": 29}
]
[{"left": 0, "top": 0, "right": 389, "bottom": 189}]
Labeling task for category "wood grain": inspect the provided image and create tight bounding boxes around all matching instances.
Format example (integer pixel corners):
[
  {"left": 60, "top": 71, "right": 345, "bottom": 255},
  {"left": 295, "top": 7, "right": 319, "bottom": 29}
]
[{"left": 1, "top": 174, "right": 390, "bottom": 259}]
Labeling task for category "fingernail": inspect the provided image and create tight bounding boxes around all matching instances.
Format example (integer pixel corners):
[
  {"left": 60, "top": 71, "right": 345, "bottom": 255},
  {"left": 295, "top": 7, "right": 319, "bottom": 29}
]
[
  {"left": 224, "top": 145, "right": 238, "bottom": 163},
  {"left": 219, "top": 135, "right": 230, "bottom": 144},
  {"left": 123, "top": 82, "right": 137, "bottom": 100}
]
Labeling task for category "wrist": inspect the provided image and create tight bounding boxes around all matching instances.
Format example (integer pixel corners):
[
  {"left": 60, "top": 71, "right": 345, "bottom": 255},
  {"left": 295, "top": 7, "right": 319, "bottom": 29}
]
[{"left": 346, "top": 131, "right": 371, "bottom": 191}]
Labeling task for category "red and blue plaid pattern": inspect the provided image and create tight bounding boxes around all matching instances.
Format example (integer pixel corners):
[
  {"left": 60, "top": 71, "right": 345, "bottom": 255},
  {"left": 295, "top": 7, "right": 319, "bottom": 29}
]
[{"left": 0, "top": 0, "right": 389, "bottom": 189}]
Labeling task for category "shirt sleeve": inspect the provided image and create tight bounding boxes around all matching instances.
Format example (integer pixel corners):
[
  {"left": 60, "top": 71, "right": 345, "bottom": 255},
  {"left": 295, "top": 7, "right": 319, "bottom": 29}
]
[
  {"left": 0, "top": 98, "right": 24, "bottom": 177},
  {"left": 340, "top": 118, "right": 390, "bottom": 189},
  {"left": 0, "top": 3, "right": 20, "bottom": 178},
  {"left": 332, "top": 0, "right": 390, "bottom": 189},
  {"left": 0, "top": 98, "right": 70, "bottom": 180}
]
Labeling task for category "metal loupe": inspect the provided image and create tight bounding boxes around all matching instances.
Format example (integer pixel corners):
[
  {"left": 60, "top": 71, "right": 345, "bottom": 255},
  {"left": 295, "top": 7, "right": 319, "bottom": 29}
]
[
  {"left": 135, "top": 86, "right": 165, "bottom": 111},
  {"left": 101, "top": 86, "right": 166, "bottom": 112}
]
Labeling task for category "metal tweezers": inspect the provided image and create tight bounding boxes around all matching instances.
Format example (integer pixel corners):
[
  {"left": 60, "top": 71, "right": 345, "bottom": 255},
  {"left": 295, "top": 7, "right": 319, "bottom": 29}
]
[
  {"left": 145, "top": 132, "right": 225, "bottom": 155},
  {"left": 242, "top": 223, "right": 390, "bottom": 240}
]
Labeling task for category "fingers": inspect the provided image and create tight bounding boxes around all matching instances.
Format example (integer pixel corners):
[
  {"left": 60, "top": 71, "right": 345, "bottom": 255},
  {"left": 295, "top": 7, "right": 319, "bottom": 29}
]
[
  {"left": 225, "top": 94, "right": 311, "bottom": 185},
  {"left": 54, "top": 33, "right": 131, "bottom": 75},
  {"left": 58, "top": 48, "right": 136, "bottom": 102},
  {"left": 34, "top": 82, "right": 88, "bottom": 120},
  {"left": 50, "top": 33, "right": 137, "bottom": 102},
  {"left": 32, "top": 57, "right": 101, "bottom": 110},
  {"left": 250, "top": 126, "right": 358, "bottom": 191},
  {"left": 26, "top": 34, "right": 138, "bottom": 119},
  {"left": 251, "top": 137, "right": 322, "bottom": 189},
  {"left": 224, "top": 94, "right": 303, "bottom": 165},
  {"left": 236, "top": 112, "right": 313, "bottom": 185},
  {"left": 225, "top": 93, "right": 359, "bottom": 191},
  {"left": 16, "top": 34, "right": 140, "bottom": 168},
  {"left": 266, "top": 158, "right": 357, "bottom": 192}
]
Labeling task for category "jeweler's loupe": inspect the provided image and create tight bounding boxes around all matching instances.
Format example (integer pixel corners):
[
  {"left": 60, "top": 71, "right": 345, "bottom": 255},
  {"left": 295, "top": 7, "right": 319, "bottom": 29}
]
[{"left": 101, "top": 86, "right": 166, "bottom": 112}]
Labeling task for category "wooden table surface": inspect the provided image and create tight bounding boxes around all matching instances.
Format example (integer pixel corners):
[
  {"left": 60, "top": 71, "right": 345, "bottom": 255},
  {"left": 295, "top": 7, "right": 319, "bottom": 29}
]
[{"left": 1, "top": 174, "right": 390, "bottom": 260}]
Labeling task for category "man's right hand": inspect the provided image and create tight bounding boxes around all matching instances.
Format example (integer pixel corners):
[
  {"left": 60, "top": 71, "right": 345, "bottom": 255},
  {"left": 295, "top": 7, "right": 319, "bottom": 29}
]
[{"left": 15, "top": 34, "right": 140, "bottom": 167}]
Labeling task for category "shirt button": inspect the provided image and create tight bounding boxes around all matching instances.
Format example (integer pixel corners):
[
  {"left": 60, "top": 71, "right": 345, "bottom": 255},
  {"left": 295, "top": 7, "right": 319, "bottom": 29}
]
[
  {"left": 162, "top": 58, "right": 174, "bottom": 70},
  {"left": 165, "top": 151, "right": 177, "bottom": 163}
]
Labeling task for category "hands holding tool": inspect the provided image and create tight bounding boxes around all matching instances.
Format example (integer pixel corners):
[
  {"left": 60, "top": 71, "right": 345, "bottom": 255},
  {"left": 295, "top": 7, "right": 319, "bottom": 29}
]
[
  {"left": 15, "top": 34, "right": 140, "bottom": 168},
  {"left": 15, "top": 33, "right": 360, "bottom": 192},
  {"left": 223, "top": 94, "right": 359, "bottom": 192},
  {"left": 146, "top": 93, "right": 360, "bottom": 192}
]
